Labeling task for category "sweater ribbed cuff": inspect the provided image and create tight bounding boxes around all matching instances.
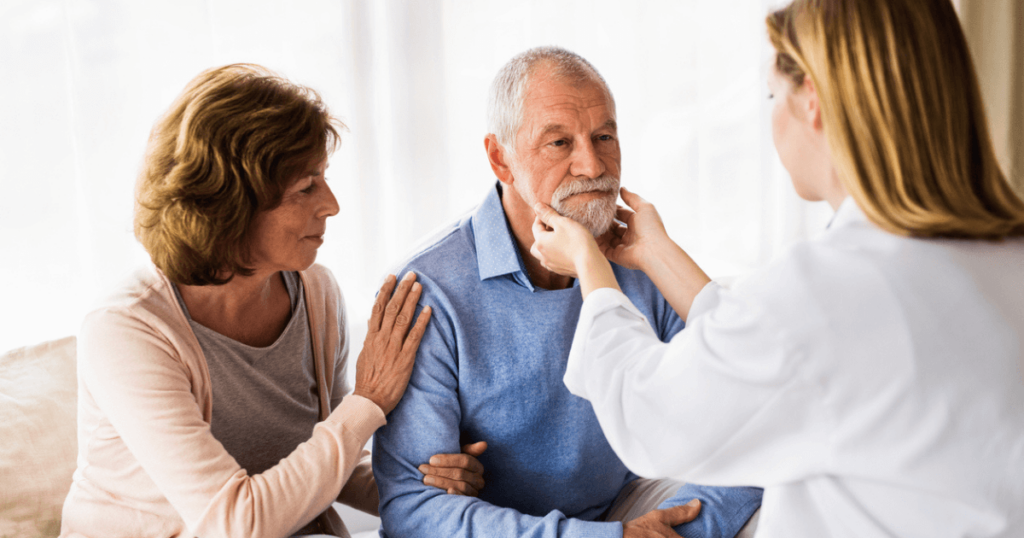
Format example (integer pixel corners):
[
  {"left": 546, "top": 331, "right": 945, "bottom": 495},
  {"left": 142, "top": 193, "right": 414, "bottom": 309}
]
[
  {"left": 559, "top": 518, "right": 623, "bottom": 538},
  {"left": 328, "top": 394, "right": 387, "bottom": 444}
]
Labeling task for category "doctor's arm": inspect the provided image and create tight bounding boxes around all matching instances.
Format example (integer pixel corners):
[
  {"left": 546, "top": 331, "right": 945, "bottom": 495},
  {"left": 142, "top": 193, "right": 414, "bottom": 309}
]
[{"left": 563, "top": 283, "right": 829, "bottom": 486}]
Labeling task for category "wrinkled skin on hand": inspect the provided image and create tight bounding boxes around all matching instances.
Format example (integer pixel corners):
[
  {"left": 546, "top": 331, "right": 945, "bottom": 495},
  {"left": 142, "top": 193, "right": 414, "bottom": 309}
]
[
  {"left": 623, "top": 500, "right": 701, "bottom": 538},
  {"left": 353, "top": 272, "right": 432, "bottom": 415},
  {"left": 419, "top": 441, "right": 488, "bottom": 496}
]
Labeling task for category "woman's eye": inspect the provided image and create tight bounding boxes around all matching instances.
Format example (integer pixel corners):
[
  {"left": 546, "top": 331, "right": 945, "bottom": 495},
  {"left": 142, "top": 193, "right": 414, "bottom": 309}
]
[
  {"left": 551, "top": 139, "right": 567, "bottom": 147},
  {"left": 300, "top": 184, "right": 315, "bottom": 194}
]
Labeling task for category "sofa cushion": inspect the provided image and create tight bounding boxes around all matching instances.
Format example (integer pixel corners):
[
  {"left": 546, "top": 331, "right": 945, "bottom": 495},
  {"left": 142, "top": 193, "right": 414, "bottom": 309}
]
[{"left": 0, "top": 336, "right": 78, "bottom": 538}]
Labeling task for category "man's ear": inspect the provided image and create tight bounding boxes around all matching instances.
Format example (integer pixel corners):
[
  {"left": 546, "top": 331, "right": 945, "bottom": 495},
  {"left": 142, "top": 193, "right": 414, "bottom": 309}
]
[{"left": 485, "top": 134, "right": 515, "bottom": 186}]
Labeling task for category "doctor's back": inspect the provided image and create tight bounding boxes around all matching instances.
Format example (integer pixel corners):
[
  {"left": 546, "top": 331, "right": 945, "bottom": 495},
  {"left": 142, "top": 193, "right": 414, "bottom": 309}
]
[{"left": 725, "top": 200, "right": 1024, "bottom": 536}]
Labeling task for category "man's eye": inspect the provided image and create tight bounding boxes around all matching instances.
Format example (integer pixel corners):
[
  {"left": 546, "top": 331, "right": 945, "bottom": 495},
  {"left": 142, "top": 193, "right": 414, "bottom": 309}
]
[
  {"left": 300, "top": 184, "right": 315, "bottom": 194},
  {"left": 597, "top": 134, "right": 614, "bottom": 142},
  {"left": 550, "top": 139, "right": 567, "bottom": 147}
]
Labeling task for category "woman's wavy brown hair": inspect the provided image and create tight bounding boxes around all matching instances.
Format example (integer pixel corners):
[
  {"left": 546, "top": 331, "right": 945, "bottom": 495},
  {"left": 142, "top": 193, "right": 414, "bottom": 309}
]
[
  {"left": 135, "top": 63, "right": 344, "bottom": 285},
  {"left": 767, "top": 0, "right": 1024, "bottom": 239}
]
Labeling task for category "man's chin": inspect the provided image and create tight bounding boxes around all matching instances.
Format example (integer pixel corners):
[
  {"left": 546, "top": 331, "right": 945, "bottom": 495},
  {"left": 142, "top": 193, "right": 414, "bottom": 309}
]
[
  {"left": 557, "top": 204, "right": 616, "bottom": 237},
  {"left": 587, "top": 218, "right": 615, "bottom": 238}
]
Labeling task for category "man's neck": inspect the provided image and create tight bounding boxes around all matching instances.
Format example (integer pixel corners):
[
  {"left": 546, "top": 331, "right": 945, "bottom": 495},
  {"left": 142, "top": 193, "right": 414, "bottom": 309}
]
[{"left": 500, "top": 183, "right": 574, "bottom": 291}]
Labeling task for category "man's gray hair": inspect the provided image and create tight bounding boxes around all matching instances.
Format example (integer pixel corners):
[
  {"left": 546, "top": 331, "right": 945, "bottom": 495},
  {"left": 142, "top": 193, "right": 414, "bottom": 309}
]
[{"left": 487, "top": 46, "right": 613, "bottom": 153}]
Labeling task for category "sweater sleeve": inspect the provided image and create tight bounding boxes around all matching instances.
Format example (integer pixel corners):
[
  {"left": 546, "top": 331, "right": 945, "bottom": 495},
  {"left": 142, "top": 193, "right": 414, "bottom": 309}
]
[
  {"left": 372, "top": 292, "right": 622, "bottom": 538},
  {"left": 337, "top": 450, "right": 379, "bottom": 516},
  {"left": 77, "top": 307, "right": 386, "bottom": 538}
]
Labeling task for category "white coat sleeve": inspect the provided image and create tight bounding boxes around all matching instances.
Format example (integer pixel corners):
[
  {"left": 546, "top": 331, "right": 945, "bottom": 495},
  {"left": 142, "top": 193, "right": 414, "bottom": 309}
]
[{"left": 564, "top": 283, "right": 831, "bottom": 487}]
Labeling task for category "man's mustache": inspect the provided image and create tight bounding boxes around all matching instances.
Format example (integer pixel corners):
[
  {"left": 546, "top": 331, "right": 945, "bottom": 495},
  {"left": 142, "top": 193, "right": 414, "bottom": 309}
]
[{"left": 551, "top": 175, "right": 620, "bottom": 204}]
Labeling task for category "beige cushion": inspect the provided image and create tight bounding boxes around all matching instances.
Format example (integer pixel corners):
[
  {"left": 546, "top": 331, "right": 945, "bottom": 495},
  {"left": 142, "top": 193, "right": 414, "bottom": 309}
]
[{"left": 0, "top": 336, "right": 78, "bottom": 537}]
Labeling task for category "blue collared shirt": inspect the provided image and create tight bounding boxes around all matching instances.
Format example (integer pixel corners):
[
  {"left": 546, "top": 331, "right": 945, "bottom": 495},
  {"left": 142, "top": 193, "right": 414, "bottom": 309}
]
[{"left": 373, "top": 183, "right": 756, "bottom": 538}]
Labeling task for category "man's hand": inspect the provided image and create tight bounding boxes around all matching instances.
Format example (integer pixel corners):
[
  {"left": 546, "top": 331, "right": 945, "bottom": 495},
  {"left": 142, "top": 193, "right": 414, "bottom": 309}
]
[
  {"left": 622, "top": 499, "right": 701, "bottom": 538},
  {"left": 419, "top": 441, "right": 488, "bottom": 496}
]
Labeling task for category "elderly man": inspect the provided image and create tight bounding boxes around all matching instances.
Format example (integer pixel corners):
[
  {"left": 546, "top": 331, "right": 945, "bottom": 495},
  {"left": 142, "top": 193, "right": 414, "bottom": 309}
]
[{"left": 373, "top": 46, "right": 762, "bottom": 538}]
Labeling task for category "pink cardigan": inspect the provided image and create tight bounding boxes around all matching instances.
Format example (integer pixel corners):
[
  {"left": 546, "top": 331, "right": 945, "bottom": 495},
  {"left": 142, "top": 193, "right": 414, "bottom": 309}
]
[{"left": 61, "top": 264, "right": 385, "bottom": 538}]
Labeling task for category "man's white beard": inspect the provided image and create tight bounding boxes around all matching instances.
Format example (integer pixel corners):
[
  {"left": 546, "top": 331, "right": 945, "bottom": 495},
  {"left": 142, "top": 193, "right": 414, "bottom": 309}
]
[{"left": 549, "top": 175, "right": 620, "bottom": 236}]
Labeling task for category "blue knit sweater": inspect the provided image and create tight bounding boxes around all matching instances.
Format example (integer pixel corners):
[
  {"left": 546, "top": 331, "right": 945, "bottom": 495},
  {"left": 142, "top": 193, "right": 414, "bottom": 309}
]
[{"left": 372, "top": 184, "right": 761, "bottom": 538}]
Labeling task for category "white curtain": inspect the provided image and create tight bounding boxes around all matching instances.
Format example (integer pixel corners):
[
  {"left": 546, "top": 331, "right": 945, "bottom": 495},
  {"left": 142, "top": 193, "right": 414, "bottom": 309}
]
[
  {"left": 955, "top": 0, "right": 1024, "bottom": 196},
  {"left": 1, "top": 0, "right": 832, "bottom": 354}
]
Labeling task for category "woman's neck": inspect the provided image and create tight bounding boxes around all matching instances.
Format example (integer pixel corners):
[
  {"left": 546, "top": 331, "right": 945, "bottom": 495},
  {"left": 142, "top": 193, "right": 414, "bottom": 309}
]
[
  {"left": 824, "top": 166, "right": 849, "bottom": 211},
  {"left": 177, "top": 269, "right": 292, "bottom": 347}
]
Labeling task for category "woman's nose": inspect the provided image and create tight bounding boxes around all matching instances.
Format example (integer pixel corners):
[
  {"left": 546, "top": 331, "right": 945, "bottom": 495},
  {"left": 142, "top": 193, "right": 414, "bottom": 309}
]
[{"left": 320, "top": 181, "right": 340, "bottom": 218}]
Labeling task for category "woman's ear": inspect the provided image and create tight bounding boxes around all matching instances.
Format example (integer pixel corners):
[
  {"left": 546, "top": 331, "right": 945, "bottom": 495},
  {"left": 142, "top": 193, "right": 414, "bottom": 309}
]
[
  {"left": 484, "top": 134, "right": 515, "bottom": 186},
  {"left": 802, "top": 76, "right": 823, "bottom": 131}
]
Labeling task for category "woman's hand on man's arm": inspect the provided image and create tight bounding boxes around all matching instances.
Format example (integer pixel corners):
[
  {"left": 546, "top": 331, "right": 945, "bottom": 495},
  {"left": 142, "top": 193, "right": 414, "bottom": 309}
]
[{"left": 353, "top": 272, "right": 432, "bottom": 415}]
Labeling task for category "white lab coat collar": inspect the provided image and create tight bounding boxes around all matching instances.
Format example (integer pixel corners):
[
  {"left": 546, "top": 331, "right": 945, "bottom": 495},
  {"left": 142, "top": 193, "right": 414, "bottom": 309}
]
[{"left": 827, "top": 196, "right": 867, "bottom": 230}]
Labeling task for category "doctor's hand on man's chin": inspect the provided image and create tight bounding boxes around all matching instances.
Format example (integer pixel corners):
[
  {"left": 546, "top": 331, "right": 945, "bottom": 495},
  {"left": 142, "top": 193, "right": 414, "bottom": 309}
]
[
  {"left": 623, "top": 499, "right": 701, "bottom": 538},
  {"left": 598, "top": 186, "right": 672, "bottom": 273}
]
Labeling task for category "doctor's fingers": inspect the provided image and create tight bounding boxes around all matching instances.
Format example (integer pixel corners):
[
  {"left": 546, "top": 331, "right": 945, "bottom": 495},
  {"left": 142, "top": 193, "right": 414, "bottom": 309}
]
[
  {"left": 619, "top": 186, "right": 652, "bottom": 212},
  {"left": 532, "top": 216, "right": 552, "bottom": 238},
  {"left": 615, "top": 206, "right": 635, "bottom": 229},
  {"left": 532, "top": 202, "right": 563, "bottom": 227},
  {"left": 529, "top": 225, "right": 550, "bottom": 260}
]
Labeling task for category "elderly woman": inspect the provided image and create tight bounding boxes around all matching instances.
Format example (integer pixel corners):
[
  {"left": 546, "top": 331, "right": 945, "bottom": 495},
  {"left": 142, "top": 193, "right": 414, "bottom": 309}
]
[
  {"left": 531, "top": 0, "right": 1024, "bottom": 537},
  {"left": 60, "top": 64, "right": 485, "bottom": 538}
]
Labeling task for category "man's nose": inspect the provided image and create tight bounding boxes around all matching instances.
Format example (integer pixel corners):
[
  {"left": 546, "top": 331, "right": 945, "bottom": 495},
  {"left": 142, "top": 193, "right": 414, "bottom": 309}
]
[{"left": 569, "top": 139, "right": 605, "bottom": 179}]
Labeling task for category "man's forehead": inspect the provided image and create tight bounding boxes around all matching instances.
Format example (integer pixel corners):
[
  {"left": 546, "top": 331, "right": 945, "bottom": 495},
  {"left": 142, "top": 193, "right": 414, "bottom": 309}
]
[
  {"left": 527, "top": 90, "right": 611, "bottom": 112},
  {"left": 521, "top": 76, "right": 615, "bottom": 123},
  {"left": 525, "top": 70, "right": 611, "bottom": 101},
  {"left": 537, "top": 118, "right": 618, "bottom": 136}
]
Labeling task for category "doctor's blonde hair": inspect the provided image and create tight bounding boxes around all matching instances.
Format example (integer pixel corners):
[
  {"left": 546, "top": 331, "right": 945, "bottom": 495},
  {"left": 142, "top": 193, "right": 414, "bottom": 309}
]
[{"left": 767, "top": 0, "right": 1024, "bottom": 239}]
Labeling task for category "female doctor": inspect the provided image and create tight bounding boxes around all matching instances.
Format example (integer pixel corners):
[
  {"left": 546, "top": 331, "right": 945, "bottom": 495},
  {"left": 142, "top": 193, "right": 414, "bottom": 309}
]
[{"left": 529, "top": 0, "right": 1024, "bottom": 536}]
